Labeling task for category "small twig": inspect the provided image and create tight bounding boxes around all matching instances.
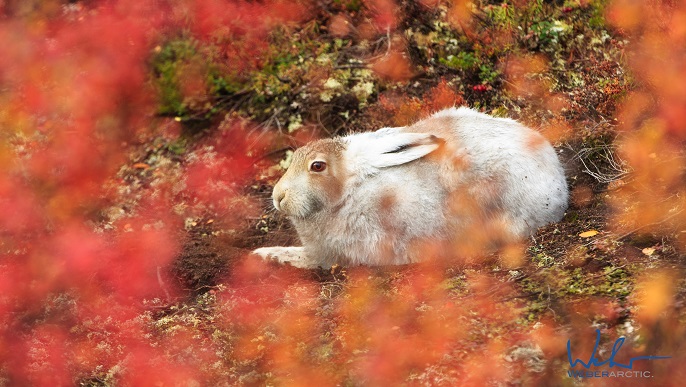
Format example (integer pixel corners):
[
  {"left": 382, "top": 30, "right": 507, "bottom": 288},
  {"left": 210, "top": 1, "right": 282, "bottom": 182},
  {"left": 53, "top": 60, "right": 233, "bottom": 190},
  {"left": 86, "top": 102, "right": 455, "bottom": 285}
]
[
  {"left": 157, "top": 266, "right": 172, "bottom": 302},
  {"left": 257, "top": 146, "right": 294, "bottom": 161},
  {"left": 333, "top": 63, "right": 369, "bottom": 70},
  {"left": 575, "top": 144, "right": 631, "bottom": 184}
]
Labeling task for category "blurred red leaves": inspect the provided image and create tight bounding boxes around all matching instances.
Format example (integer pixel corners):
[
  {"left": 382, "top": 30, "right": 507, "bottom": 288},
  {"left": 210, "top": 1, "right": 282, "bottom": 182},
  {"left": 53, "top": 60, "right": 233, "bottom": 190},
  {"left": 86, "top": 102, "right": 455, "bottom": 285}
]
[
  {"left": 330, "top": 267, "right": 541, "bottom": 385},
  {"left": 180, "top": 0, "right": 309, "bottom": 78},
  {"left": 1, "top": 0, "right": 163, "bottom": 331},
  {"left": 0, "top": 0, "right": 683, "bottom": 384},
  {"left": 379, "top": 79, "right": 465, "bottom": 126},
  {"left": 371, "top": 50, "right": 415, "bottom": 81},
  {"left": 16, "top": 324, "right": 72, "bottom": 386},
  {"left": 0, "top": 0, "right": 307, "bottom": 384},
  {"left": 366, "top": 0, "right": 398, "bottom": 31},
  {"left": 213, "top": 259, "right": 554, "bottom": 385},
  {"left": 607, "top": 0, "right": 686, "bottom": 246},
  {"left": 329, "top": 14, "right": 353, "bottom": 37},
  {"left": 428, "top": 79, "right": 465, "bottom": 110},
  {"left": 609, "top": 0, "right": 686, "bottom": 137},
  {"left": 447, "top": 0, "right": 474, "bottom": 36}
]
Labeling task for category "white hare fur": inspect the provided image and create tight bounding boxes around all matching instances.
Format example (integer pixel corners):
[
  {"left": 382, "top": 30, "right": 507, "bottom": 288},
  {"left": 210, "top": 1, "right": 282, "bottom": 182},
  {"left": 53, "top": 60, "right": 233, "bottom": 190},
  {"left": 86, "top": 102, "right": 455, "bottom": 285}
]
[{"left": 253, "top": 107, "right": 568, "bottom": 268}]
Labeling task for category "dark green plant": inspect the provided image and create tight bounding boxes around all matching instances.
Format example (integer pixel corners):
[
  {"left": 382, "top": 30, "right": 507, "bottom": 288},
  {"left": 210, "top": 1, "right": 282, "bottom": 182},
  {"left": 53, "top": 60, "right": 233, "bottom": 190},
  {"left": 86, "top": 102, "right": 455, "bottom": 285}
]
[
  {"left": 439, "top": 51, "right": 478, "bottom": 70},
  {"left": 333, "top": 0, "right": 363, "bottom": 12},
  {"left": 151, "top": 39, "right": 197, "bottom": 117}
]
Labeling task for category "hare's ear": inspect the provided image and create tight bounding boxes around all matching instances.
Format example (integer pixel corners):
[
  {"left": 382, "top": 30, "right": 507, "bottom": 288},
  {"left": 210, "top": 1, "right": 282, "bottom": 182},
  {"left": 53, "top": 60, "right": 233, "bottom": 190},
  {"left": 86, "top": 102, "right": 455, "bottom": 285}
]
[{"left": 357, "top": 132, "right": 444, "bottom": 169}]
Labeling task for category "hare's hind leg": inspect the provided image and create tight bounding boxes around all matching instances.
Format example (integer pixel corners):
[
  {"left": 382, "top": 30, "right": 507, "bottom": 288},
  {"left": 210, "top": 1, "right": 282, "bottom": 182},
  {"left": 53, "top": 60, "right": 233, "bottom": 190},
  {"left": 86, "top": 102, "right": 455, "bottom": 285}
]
[{"left": 252, "top": 246, "right": 315, "bottom": 269}]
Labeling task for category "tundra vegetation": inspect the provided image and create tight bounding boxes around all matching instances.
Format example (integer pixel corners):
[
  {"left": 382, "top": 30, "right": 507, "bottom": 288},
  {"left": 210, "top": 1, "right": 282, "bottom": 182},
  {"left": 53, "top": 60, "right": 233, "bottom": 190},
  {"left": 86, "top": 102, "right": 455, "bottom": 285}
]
[{"left": 0, "top": 0, "right": 685, "bottom": 385}]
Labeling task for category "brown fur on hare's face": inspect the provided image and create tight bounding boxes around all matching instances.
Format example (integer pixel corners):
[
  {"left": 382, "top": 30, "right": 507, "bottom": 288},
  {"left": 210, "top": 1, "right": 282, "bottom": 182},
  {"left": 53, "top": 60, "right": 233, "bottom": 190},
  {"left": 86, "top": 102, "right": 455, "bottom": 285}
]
[{"left": 272, "top": 138, "right": 346, "bottom": 219}]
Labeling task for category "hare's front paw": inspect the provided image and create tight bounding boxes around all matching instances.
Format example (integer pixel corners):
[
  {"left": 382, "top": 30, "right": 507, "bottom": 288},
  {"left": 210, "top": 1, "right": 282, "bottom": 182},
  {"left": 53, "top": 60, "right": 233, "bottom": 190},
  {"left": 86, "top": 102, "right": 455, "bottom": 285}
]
[{"left": 252, "top": 246, "right": 316, "bottom": 269}]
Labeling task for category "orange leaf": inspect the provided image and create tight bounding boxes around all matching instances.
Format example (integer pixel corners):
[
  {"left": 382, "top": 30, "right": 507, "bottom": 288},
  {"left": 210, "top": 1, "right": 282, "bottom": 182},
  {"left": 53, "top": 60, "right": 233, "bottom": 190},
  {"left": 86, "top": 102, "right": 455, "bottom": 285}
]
[{"left": 579, "top": 230, "right": 599, "bottom": 238}]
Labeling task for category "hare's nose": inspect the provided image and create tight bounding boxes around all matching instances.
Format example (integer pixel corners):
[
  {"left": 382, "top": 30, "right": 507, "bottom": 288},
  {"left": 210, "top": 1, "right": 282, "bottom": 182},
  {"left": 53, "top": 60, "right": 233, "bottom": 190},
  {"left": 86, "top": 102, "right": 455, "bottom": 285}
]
[{"left": 273, "top": 190, "right": 286, "bottom": 211}]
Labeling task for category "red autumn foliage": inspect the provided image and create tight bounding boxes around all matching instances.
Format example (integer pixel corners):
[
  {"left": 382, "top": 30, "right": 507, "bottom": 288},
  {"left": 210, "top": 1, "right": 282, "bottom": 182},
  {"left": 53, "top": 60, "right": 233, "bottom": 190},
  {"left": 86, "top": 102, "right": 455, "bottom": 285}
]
[
  {"left": 366, "top": 0, "right": 398, "bottom": 31},
  {"left": 378, "top": 79, "right": 465, "bottom": 126},
  {"left": 0, "top": 0, "right": 684, "bottom": 385},
  {"left": 0, "top": 0, "right": 307, "bottom": 384},
  {"left": 371, "top": 50, "right": 416, "bottom": 81},
  {"left": 607, "top": 0, "right": 686, "bottom": 242}
]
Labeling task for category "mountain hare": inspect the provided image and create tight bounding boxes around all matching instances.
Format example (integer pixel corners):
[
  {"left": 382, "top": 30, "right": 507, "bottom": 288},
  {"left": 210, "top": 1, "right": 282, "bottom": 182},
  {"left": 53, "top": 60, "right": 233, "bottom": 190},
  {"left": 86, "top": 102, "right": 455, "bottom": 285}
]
[{"left": 253, "top": 107, "right": 568, "bottom": 268}]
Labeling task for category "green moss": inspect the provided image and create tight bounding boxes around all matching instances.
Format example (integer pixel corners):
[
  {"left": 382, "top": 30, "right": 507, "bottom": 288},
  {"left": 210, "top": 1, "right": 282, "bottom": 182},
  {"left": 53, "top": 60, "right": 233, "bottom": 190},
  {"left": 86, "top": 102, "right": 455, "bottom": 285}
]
[
  {"left": 151, "top": 39, "right": 197, "bottom": 117},
  {"left": 440, "top": 51, "right": 478, "bottom": 71},
  {"left": 166, "top": 138, "right": 187, "bottom": 155},
  {"left": 530, "top": 20, "right": 567, "bottom": 47},
  {"left": 151, "top": 38, "right": 250, "bottom": 123},
  {"left": 441, "top": 275, "right": 468, "bottom": 296},
  {"left": 587, "top": 0, "right": 610, "bottom": 28},
  {"left": 478, "top": 63, "right": 501, "bottom": 84},
  {"left": 599, "top": 266, "right": 632, "bottom": 299},
  {"left": 333, "top": 0, "right": 362, "bottom": 12}
]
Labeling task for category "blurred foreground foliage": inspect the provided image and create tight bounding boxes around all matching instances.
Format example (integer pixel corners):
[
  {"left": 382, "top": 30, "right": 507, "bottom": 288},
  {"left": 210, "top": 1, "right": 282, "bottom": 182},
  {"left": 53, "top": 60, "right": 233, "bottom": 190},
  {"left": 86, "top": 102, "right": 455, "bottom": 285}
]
[{"left": 0, "top": 0, "right": 685, "bottom": 385}]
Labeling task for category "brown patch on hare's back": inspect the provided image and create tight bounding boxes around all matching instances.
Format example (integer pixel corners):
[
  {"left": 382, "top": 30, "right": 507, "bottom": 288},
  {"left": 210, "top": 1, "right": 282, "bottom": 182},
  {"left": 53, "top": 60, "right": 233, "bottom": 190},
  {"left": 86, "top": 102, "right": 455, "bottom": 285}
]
[
  {"left": 378, "top": 191, "right": 397, "bottom": 212},
  {"left": 524, "top": 131, "right": 548, "bottom": 152}
]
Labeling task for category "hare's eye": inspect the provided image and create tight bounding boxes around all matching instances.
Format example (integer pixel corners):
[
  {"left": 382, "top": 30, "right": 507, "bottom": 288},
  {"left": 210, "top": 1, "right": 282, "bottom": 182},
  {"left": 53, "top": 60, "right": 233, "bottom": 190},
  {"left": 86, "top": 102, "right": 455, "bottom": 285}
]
[{"left": 310, "top": 161, "right": 327, "bottom": 172}]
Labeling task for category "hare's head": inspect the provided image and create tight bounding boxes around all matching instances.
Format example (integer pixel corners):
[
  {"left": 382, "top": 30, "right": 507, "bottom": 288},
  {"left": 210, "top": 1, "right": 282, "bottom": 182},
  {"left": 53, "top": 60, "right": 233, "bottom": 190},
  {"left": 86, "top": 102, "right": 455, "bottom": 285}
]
[
  {"left": 272, "top": 138, "right": 347, "bottom": 219},
  {"left": 272, "top": 131, "right": 443, "bottom": 219}
]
